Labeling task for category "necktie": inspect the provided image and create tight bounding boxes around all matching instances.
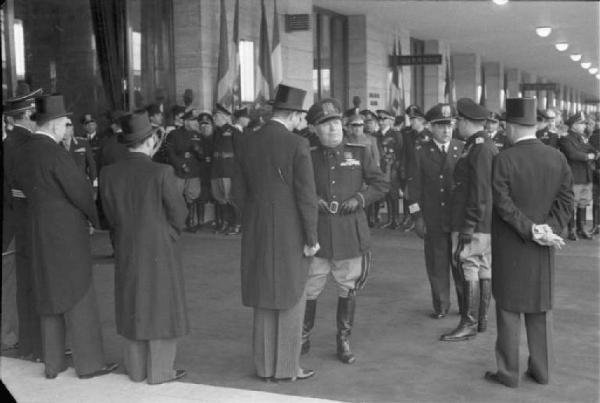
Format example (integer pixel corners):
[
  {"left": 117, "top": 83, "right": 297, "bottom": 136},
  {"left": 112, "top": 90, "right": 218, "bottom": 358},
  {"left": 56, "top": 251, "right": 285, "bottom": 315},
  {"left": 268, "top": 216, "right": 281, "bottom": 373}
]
[{"left": 441, "top": 145, "right": 446, "bottom": 155}]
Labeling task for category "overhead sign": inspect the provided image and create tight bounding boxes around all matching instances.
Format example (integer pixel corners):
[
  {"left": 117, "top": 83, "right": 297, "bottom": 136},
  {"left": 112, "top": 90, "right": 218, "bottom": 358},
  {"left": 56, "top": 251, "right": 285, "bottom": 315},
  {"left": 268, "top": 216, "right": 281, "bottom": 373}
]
[
  {"left": 520, "top": 83, "right": 559, "bottom": 92},
  {"left": 389, "top": 54, "right": 443, "bottom": 66}
]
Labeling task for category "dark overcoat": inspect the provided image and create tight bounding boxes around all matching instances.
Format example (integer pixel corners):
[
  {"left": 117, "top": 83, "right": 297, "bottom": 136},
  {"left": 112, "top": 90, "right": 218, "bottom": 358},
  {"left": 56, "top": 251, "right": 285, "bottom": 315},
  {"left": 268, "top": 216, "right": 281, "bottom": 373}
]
[
  {"left": 14, "top": 133, "right": 99, "bottom": 314},
  {"left": 559, "top": 130, "right": 595, "bottom": 184},
  {"left": 535, "top": 127, "right": 559, "bottom": 149},
  {"left": 100, "top": 152, "right": 189, "bottom": 340},
  {"left": 64, "top": 136, "right": 97, "bottom": 183},
  {"left": 492, "top": 139, "right": 573, "bottom": 313},
  {"left": 408, "top": 138, "right": 464, "bottom": 233},
  {"left": 233, "top": 120, "right": 318, "bottom": 310}
]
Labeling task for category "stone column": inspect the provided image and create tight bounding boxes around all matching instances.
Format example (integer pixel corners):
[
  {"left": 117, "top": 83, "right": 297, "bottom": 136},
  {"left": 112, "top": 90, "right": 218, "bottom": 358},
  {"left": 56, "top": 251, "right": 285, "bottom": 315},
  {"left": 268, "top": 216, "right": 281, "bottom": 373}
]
[
  {"left": 347, "top": 15, "right": 368, "bottom": 108},
  {"left": 505, "top": 68, "right": 521, "bottom": 99},
  {"left": 482, "top": 61, "right": 503, "bottom": 112},
  {"left": 423, "top": 40, "right": 444, "bottom": 110},
  {"left": 452, "top": 53, "right": 480, "bottom": 101}
]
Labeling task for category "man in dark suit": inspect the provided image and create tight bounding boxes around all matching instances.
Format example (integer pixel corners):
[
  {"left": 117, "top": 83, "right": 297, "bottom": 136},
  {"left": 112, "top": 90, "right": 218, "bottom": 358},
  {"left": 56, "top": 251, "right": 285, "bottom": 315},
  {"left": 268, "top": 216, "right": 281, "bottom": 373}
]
[
  {"left": 233, "top": 84, "right": 319, "bottom": 381},
  {"left": 441, "top": 98, "right": 498, "bottom": 342},
  {"left": 14, "top": 95, "right": 117, "bottom": 379},
  {"left": 408, "top": 103, "right": 465, "bottom": 319},
  {"left": 559, "top": 111, "right": 598, "bottom": 240},
  {"left": 485, "top": 98, "right": 573, "bottom": 388},
  {"left": 62, "top": 117, "right": 97, "bottom": 186},
  {"left": 100, "top": 112, "right": 189, "bottom": 384},
  {"left": 301, "top": 98, "right": 387, "bottom": 364}
]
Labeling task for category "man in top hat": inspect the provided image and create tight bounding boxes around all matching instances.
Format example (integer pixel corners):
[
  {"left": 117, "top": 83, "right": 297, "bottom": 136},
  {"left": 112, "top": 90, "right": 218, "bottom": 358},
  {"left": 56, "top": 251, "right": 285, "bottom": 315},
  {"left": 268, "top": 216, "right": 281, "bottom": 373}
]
[
  {"left": 211, "top": 103, "right": 241, "bottom": 235},
  {"left": 374, "top": 109, "right": 402, "bottom": 229},
  {"left": 440, "top": 98, "right": 499, "bottom": 342},
  {"left": 301, "top": 98, "right": 388, "bottom": 365},
  {"left": 233, "top": 84, "right": 319, "bottom": 381},
  {"left": 401, "top": 105, "right": 431, "bottom": 231},
  {"left": 486, "top": 112, "right": 508, "bottom": 151},
  {"left": 14, "top": 94, "right": 117, "bottom": 379},
  {"left": 100, "top": 112, "right": 189, "bottom": 384},
  {"left": 2, "top": 87, "right": 44, "bottom": 362},
  {"left": 62, "top": 117, "right": 97, "bottom": 187},
  {"left": 536, "top": 109, "right": 560, "bottom": 149},
  {"left": 558, "top": 111, "right": 599, "bottom": 240},
  {"left": 407, "top": 103, "right": 465, "bottom": 320},
  {"left": 484, "top": 98, "right": 573, "bottom": 388}
]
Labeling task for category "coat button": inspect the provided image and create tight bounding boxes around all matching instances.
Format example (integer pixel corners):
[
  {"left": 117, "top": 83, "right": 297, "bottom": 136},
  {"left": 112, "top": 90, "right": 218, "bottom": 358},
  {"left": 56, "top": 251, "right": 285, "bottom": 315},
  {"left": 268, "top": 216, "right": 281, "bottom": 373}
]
[
  {"left": 441, "top": 202, "right": 445, "bottom": 206},
  {"left": 439, "top": 175, "right": 443, "bottom": 179},
  {"left": 332, "top": 180, "right": 336, "bottom": 184},
  {"left": 331, "top": 166, "right": 335, "bottom": 170},
  {"left": 440, "top": 188, "right": 444, "bottom": 192}
]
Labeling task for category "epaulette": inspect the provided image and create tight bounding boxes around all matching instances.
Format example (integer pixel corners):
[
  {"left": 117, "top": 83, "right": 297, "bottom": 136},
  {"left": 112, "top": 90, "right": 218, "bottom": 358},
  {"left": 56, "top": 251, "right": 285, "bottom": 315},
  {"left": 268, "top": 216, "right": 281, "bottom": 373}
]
[
  {"left": 475, "top": 137, "right": 484, "bottom": 144},
  {"left": 345, "top": 142, "right": 366, "bottom": 148}
]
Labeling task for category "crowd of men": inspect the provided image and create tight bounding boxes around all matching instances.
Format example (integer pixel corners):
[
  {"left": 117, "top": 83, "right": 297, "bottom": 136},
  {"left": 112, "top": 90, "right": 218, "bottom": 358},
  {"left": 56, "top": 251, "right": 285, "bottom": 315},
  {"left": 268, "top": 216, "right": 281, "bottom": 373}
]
[{"left": 1, "top": 80, "right": 599, "bottom": 389}]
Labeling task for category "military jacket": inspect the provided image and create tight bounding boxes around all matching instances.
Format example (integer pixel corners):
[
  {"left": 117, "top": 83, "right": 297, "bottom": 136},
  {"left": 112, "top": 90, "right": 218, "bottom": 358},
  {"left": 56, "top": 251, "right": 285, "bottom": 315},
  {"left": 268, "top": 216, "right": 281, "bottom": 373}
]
[
  {"left": 450, "top": 131, "right": 498, "bottom": 234},
  {"left": 559, "top": 130, "right": 596, "bottom": 184},
  {"left": 64, "top": 136, "right": 97, "bottom": 184},
  {"left": 211, "top": 123, "right": 237, "bottom": 179},
  {"left": 4, "top": 125, "right": 31, "bottom": 194},
  {"left": 151, "top": 125, "right": 169, "bottom": 164},
  {"left": 401, "top": 127, "right": 431, "bottom": 183},
  {"left": 311, "top": 141, "right": 388, "bottom": 260},
  {"left": 535, "top": 127, "right": 559, "bottom": 149},
  {"left": 166, "top": 128, "right": 204, "bottom": 178},
  {"left": 375, "top": 128, "right": 402, "bottom": 178},
  {"left": 489, "top": 129, "right": 509, "bottom": 151},
  {"left": 407, "top": 139, "right": 464, "bottom": 233}
]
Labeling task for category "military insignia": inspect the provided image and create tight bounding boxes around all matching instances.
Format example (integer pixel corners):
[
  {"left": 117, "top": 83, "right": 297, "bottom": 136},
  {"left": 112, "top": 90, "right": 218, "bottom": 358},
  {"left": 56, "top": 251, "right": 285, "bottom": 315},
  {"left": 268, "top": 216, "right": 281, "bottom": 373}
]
[
  {"left": 441, "top": 105, "right": 451, "bottom": 118},
  {"left": 475, "top": 137, "right": 484, "bottom": 144},
  {"left": 322, "top": 102, "right": 338, "bottom": 116},
  {"left": 453, "top": 146, "right": 457, "bottom": 150},
  {"left": 344, "top": 151, "right": 353, "bottom": 159},
  {"left": 74, "top": 147, "right": 86, "bottom": 153},
  {"left": 340, "top": 158, "right": 361, "bottom": 167}
]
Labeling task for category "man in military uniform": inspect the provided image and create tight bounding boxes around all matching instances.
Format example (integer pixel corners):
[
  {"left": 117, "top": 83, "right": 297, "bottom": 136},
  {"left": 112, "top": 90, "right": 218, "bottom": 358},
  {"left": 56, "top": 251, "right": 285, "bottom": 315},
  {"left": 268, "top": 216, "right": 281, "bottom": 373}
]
[
  {"left": 211, "top": 103, "right": 240, "bottom": 234},
  {"left": 361, "top": 109, "right": 382, "bottom": 226},
  {"left": 2, "top": 88, "right": 43, "bottom": 362},
  {"left": 62, "top": 117, "right": 97, "bottom": 186},
  {"left": 80, "top": 113, "right": 103, "bottom": 164},
  {"left": 590, "top": 117, "right": 600, "bottom": 235},
  {"left": 166, "top": 111, "right": 204, "bottom": 232},
  {"left": 147, "top": 104, "right": 168, "bottom": 164},
  {"left": 401, "top": 105, "right": 431, "bottom": 231},
  {"left": 375, "top": 109, "right": 402, "bottom": 229},
  {"left": 197, "top": 113, "right": 216, "bottom": 227},
  {"left": 535, "top": 109, "right": 560, "bottom": 148},
  {"left": 407, "top": 103, "right": 465, "bottom": 319},
  {"left": 440, "top": 98, "right": 498, "bottom": 342},
  {"left": 233, "top": 106, "right": 251, "bottom": 135},
  {"left": 301, "top": 98, "right": 388, "bottom": 364},
  {"left": 559, "top": 111, "right": 598, "bottom": 240},
  {"left": 486, "top": 112, "right": 507, "bottom": 151}
]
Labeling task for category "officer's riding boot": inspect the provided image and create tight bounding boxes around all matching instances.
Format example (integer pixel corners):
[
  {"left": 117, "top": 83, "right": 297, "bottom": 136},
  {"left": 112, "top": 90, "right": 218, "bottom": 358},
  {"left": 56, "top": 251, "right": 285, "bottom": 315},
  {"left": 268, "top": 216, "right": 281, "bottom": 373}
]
[
  {"left": 336, "top": 296, "right": 356, "bottom": 364},
  {"left": 592, "top": 204, "right": 600, "bottom": 235},
  {"left": 576, "top": 207, "right": 593, "bottom": 239},
  {"left": 381, "top": 198, "right": 398, "bottom": 229},
  {"left": 185, "top": 203, "right": 195, "bottom": 231},
  {"left": 218, "top": 204, "right": 230, "bottom": 233},
  {"left": 455, "top": 281, "right": 465, "bottom": 316},
  {"left": 213, "top": 204, "right": 222, "bottom": 232},
  {"left": 440, "top": 280, "right": 479, "bottom": 342},
  {"left": 194, "top": 201, "right": 204, "bottom": 231},
  {"left": 567, "top": 213, "right": 578, "bottom": 241},
  {"left": 478, "top": 279, "right": 492, "bottom": 333},
  {"left": 301, "top": 300, "right": 317, "bottom": 355}
]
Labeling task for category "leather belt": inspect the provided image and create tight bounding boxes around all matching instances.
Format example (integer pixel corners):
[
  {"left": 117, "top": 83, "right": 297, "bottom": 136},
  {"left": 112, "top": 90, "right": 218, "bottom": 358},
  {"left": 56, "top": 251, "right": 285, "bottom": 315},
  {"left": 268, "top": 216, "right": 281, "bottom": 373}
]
[{"left": 11, "top": 189, "right": 26, "bottom": 199}]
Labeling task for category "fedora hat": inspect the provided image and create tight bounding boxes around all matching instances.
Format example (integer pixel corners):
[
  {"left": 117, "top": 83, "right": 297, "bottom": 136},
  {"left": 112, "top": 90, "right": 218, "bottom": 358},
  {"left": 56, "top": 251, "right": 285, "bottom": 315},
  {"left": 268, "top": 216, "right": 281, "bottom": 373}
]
[
  {"left": 32, "top": 95, "right": 72, "bottom": 123},
  {"left": 3, "top": 88, "right": 43, "bottom": 116},
  {"left": 269, "top": 84, "right": 307, "bottom": 112},
  {"left": 118, "top": 112, "right": 157, "bottom": 145}
]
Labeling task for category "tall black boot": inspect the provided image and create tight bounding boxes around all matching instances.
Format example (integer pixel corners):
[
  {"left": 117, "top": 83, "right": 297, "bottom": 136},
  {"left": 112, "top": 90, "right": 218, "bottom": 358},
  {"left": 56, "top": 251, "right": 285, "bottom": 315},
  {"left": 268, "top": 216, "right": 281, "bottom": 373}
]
[
  {"left": 567, "top": 213, "right": 577, "bottom": 241},
  {"left": 301, "top": 299, "right": 317, "bottom": 355},
  {"left": 576, "top": 207, "right": 593, "bottom": 239},
  {"left": 478, "top": 279, "right": 492, "bottom": 333},
  {"left": 193, "top": 201, "right": 204, "bottom": 231},
  {"left": 381, "top": 196, "right": 398, "bottom": 229},
  {"left": 336, "top": 296, "right": 356, "bottom": 364},
  {"left": 218, "top": 204, "right": 230, "bottom": 233},
  {"left": 185, "top": 202, "right": 195, "bottom": 231},
  {"left": 592, "top": 204, "right": 600, "bottom": 235},
  {"left": 440, "top": 280, "right": 479, "bottom": 342}
]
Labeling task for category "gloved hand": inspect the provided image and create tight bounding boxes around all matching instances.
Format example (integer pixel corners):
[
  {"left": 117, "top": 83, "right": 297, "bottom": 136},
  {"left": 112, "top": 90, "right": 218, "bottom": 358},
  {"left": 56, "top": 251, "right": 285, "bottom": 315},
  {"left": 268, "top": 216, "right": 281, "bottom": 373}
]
[
  {"left": 339, "top": 197, "right": 360, "bottom": 215},
  {"left": 414, "top": 215, "right": 426, "bottom": 239},
  {"left": 318, "top": 199, "right": 330, "bottom": 213},
  {"left": 458, "top": 232, "right": 472, "bottom": 244}
]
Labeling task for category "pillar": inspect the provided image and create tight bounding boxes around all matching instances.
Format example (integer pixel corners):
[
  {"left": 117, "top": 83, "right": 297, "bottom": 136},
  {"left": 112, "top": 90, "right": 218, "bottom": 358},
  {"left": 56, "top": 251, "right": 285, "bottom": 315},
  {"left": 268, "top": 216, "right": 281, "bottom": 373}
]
[
  {"left": 482, "top": 61, "right": 503, "bottom": 113},
  {"left": 452, "top": 53, "right": 480, "bottom": 101},
  {"left": 423, "top": 40, "right": 444, "bottom": 110},
  {"left": 505, "top": 68, "right": 521, "bottom": 99}
]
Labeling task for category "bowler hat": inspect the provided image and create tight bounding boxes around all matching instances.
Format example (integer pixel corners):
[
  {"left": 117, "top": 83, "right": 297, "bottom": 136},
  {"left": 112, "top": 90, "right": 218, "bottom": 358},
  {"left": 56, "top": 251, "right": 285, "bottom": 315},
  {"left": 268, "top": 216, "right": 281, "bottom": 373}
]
[
  {"left": 505, "top": 98, "right": 537, "bottom": 127},
  {"left": 118, "top": 112, "right": 157, "bottom": 145},
  {"left": 3, "top": 88, "right": 43, "bottom": 115},
  {"left": 425, "top": 103, "right": 455, "bottom": 124},
  {"left": 306, "top": 98, "right": 342, "bottom": 125},
  {"left": 269, "top": 84, "right": 308, "bottom": 112},
  {"left": 32, "top": 95, "right": 72, "bottom": 123},
  {"left": 456, "top": 98, "right": 489, "bottom": 121},
  {"left": 566, "top": 111, "right": 586, "bottom": 127}
]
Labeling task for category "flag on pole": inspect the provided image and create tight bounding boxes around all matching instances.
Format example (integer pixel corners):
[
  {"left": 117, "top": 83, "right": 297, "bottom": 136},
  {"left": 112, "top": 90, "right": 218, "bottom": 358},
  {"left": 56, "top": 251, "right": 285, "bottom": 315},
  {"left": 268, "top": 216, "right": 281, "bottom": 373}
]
[
  {"left": 271, "top": 0, "right": 282, "bottom": 88},
  {"left": 232, "top": 0, "right": 240, "bottom": 108},
  {"left": 444, "top": 54, "right": 455, "bottom": 105},
  {"left": 215, "top": 0, "right": 233, "bottom": 109},
  {"left": 256, "top": 0, "right": 273, "bottom": 103},
  {"left": 479, "top": 64, "right": 486, "bottom": 106},
  {"left": 388, "top": 36, "right": 403, "bottom": 116}
]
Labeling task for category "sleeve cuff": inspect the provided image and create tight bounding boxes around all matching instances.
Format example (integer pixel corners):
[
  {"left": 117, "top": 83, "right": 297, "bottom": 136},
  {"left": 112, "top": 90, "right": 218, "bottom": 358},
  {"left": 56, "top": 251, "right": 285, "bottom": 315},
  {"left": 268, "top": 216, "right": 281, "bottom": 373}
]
[
  {"left": 409, "top": 203, "right": 420, "bottom": 214},
  {"left": 356, "top": 192, "right": 366, "bottom": 208}
]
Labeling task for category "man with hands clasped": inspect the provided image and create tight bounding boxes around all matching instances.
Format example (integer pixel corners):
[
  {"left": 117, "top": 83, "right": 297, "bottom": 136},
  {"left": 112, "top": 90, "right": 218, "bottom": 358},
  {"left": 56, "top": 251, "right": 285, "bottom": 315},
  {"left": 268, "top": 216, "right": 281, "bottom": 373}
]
[{"left": 301, "top": 98, "right": 388, "bottom": 364}]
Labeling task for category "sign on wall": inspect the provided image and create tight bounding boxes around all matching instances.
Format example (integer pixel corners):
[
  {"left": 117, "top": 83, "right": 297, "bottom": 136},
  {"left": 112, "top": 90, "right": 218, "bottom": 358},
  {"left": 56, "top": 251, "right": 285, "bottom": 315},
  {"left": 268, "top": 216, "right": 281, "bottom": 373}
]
[{"left": 389, "top": 54, "right": 443, "bottom": 66}]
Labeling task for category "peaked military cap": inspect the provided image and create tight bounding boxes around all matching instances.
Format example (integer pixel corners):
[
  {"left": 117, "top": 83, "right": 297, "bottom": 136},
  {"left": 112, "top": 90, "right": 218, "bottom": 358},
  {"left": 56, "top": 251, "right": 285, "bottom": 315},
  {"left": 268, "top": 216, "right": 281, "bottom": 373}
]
[
  {"left": 425, "top": 103, "right": 455, "bottom": 124},
  {"left": 214, "top": 103, "right": 232, "bottom": 116},
  {"left": 405, "top": 104, "right": 424, "bottom": 118},
  {"left": 307, "top": 98, "right": 342, "bottom": 125},
  {"left": 171, "top": 105, "right": 186, "bottom": 117},
  {"left": 348, "top": 113, "right": 365, "bottom": 125},
  {"left": 182, "top": 110, "right": 197, "bottom": 120},
  {"left": 3, "top": 88, "right": 43, "bottom": 115},
  {"left": 360, "top": 109, "right": 377, "bottom": 121},
  {"left": 487, "top": 112, "right": 501, "bottom": 123},
  {"left": 376, "top": 109, "right": 394, "bottom": 119},
  {"left": 344, "top": 107, "right": 360, "bottom": 118},
  {"left": 198, "top": 112, "right": 214, "bottom": 125},
  {"left": 566, "top": 111, "right": 586, "bottom": 127},
  {"left": 505, "top": 98, "right": 537, "bottom": 127},
  {"left": 456, "top": 98, "right": 489, "bottom": 121}
]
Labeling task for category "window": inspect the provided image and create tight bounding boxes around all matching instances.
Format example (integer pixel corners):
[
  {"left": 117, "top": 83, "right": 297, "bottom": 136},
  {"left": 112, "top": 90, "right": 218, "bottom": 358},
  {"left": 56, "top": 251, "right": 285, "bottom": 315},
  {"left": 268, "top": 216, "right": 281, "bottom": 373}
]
[
  {"left": 13, "top": 18, "right": 24, "bottom": 79},
  {"left": 239, "top": 40, "right": 254, "bottom": 102},
  {"left": 313, "top": 8, "right": 347, "bottom": 105}
]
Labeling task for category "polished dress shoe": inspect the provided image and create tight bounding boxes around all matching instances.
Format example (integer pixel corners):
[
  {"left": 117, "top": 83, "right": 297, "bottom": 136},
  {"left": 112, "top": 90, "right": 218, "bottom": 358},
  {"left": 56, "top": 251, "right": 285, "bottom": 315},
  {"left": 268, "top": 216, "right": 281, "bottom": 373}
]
[
  {"left": 276, "top": 368, "right": 315, "bottom": 382},
  {"left": 430, "top": 311, "right": 448, "bottom": 319},
  {"left": 78, "top": 362, "right": 119, "bottom": 379},
  {"left": 45, "top": 365, "right": 68, "bottom": 379},
  {"left": 484, "top": 371, "right": 518, "bottom": 388},
  {"left": 525, "top": 370, "right": 548, "bottom": 385}
]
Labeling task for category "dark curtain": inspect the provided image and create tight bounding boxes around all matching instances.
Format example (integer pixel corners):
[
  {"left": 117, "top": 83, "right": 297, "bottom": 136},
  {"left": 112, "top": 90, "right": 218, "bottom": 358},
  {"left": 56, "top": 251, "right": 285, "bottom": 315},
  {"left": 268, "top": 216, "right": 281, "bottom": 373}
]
[{"left": 90, "top": 0, "right": 128, "bottom": 111}]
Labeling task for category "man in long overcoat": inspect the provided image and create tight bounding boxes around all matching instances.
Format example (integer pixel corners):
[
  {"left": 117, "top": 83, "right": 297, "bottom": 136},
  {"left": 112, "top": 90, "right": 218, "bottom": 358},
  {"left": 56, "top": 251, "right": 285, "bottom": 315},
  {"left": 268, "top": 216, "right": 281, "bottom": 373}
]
[
  {"left": 14, "top": 95, "right": 116, "bottom": 379},
  {"left": 233, "top": 84, "right": 319, "bottom": 381},
  {"left": 100, "top": 112, "right": 189, "bottom": 384},
  {"left": 485, "top": 98, "right": 573, "bottom": 388}
]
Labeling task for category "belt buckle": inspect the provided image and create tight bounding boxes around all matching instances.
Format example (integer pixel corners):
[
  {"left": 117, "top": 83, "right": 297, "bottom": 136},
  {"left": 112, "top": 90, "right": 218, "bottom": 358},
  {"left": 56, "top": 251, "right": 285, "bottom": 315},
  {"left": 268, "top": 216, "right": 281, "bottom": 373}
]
[{"left": 329, "top": 201, "right": 339, "bottom": 214}]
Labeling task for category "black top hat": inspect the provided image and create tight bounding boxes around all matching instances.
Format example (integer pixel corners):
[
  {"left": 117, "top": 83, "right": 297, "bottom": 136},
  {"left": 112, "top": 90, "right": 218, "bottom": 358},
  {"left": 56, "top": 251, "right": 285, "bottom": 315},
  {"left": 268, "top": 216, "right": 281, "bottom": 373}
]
[
  {"left": 505, "top": 98, "right": 537, "bottom": 127},
  {"left": 306, "top": 98, "right": 342, "bottom": 125},
  {"left": 4, "top": 88, "right": 43, "bottom": 115},
  {"left": 425, "top": 103, "right": 455, "bottom": 124},
  {"left": 269, "top": 84, "right": 308, "bottom": 112},
  {"left": 456, "top": 98, "right": 489, "bottom": 121},
  {"left": 32, "top": 95, "right": 72, "bottom": 123},
  {"left": 118, "top": 112, "right": 157, "bottom": 145}
]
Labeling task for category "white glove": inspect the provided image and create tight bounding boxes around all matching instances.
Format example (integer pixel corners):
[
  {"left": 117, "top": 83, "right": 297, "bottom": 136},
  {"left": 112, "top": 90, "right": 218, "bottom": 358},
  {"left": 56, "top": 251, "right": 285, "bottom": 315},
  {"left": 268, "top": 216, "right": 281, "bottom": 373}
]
[
  {"left": 303, "top": 243, "right": 320, "bottom": 257},
  {"left": 532, "top": 224, "right": 565, "bottom": 249}
]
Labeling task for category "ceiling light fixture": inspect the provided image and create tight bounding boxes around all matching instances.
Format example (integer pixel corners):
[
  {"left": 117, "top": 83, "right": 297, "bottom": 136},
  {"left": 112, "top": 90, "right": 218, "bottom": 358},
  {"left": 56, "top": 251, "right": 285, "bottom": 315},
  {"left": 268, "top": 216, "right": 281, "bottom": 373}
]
[
  {"left": 589, "top": 67, "right": 598, "bottom": 74},
  {"left": 581, "top": 62, "right": 592, "bottom": 69},
  {"left": 492, "top": 0, "right": 509, "bottom": 5},
  {"left": 596, "top": 74, "right": 600, "bottom": 80},
  {"left": 554, "top": 42, "right": 569, "bottom": 52},
  {"left": 535, "top": 27, "right": 552, "bottom": 37},
  {"left": 570, "top": 54, "right": 582, "bottom": 62}
]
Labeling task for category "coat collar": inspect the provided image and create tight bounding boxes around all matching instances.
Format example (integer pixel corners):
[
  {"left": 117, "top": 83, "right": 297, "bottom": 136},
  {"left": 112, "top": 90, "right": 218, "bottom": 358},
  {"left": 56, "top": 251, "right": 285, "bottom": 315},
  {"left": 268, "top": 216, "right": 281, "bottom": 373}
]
[
  {"left": 124, "top": 151, "right": 152, "bottom": 161},
  {"left": 511, "top": 138, "right": 541, "bottom": 147}
]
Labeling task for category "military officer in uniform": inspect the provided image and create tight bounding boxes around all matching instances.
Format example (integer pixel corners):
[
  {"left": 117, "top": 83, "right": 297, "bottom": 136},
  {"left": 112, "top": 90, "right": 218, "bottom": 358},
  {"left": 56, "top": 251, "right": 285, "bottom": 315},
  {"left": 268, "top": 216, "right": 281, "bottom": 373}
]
[
  {"left": 375, "top": 109, "right": 402, "bottom": 229},
  {"left": 407, "top": 103, "right": 465, "bottom": 319},
  {"left": 62, "top": 117, "right": 97, "bottom": 186},
  {"left": 301, "top": 98, "right": 388, "bottom": 364},
  {"left": 535, "top": 109, "right": 560, "bottom": 148},
  {"left": 485, "top": 98, "right": 573, "bottom": 388},
  {"left": 441, "top": 98, "right": 499, "bottom": 342},
  {"left": 558, "top": 111, "right": 598, "bottom": 240},
  {"left": 486, "top": 112, "right": 508, "bottom": 151}
]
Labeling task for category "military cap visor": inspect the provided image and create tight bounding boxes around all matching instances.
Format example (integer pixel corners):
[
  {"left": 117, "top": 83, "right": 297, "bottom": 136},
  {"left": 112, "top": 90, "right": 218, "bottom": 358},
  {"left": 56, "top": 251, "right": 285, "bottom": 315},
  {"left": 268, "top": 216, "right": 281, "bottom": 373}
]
[
  {"left": 425, "top": 103, "right": 455, "bottom": 124},
  {"left": 456, "top": 98, "right": 489, "bottom": 121},
  {"left": 566, "top": 112, "right": 586, "bottom": 126},
  {"left": 3, "top": 88, "right": 43, "bottom": 115}
]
